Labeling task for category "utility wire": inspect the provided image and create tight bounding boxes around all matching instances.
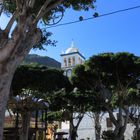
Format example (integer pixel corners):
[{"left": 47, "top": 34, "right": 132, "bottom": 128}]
[{"left": 46, "top": 5, "right": 140, "bottom": 29}]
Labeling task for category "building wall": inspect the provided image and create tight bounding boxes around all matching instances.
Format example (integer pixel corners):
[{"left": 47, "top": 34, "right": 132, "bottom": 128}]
[
  {"left": 61, "top": 53, "right": 84, "bottom": 69},
  {"left": 60, "top": 112, "right": 135, "bottom": 140}
]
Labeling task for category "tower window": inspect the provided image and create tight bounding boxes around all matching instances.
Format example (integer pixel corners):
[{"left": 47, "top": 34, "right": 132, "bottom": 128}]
[
  {"left": 72, "top": 57, "right": 75, "bottom": 66},
  {"left": 68, "top": 57, "right": 71, "bottom": 66},
  {"left": 64, "top": 58, "right": 67, "bottom": 67}
]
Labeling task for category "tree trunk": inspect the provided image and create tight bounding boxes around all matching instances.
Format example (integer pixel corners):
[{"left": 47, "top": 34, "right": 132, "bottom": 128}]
[
  {"left": 69, "top": 113, "right": 84, "bottom": 140},
  {"left": 113, "top": 127, "right": 125, "bottom": 140},
  {"left": 69, "top": 127, "right": 77, "bottom": 140},
  {"left": 133, "top": 114, "right": 140, "bottom": 140},
  {"left": 94, "top": 113, "right": 101, "bottom": 140},
  {"left": 106, "top": 105, "right": 129, "bottom": 140},
  {"left": 20, "top": 112, "right": 31, "bottom": 140},
  {"left": 0, "top": 62, "right": 19, "bottom": 139},
  {"left": 69, "top": 113, "right": 78, "bottom": 140}
]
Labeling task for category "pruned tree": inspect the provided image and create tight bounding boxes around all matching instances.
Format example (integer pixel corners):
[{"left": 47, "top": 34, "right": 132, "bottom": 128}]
[
  {"left": 48, "top": 87, "right": 90, "bottom": 140},
  {"left": 71, "top": 64, "right": 103, "bottom": 140},
  {"left": 0, "top": 0, "right": 96, "bottom": 139},
  {"left": 71, "top": 52, "right": 140, "bottom": 140},
  {"left": 9, "top": 64, "right": 70, "bottom": 140}
]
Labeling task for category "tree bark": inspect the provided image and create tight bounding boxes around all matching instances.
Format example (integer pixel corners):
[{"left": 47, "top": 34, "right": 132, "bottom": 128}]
[
  {"left": 0, "top": 26, "right": 41, "bottom": 140},
  {"left": 69, "top": 113, "right": 84, "bottom": 140},
  {"left": 69, "top": 126, "right": 77, "bottom": 140},
  {"left": 113, "top": 126, "right": 126, "bottom": 140},
  {"left": 0, "top": 61, "right": 20, "bottom": 139},
  {"left": 94, "top": 113, "right": 101, "bottom": 140},
  {"left": 20, "top": 111, "right": 31, "bottom": 140},
  {"left": 106, "top": 106, "right": 129, "bottom": 140}
]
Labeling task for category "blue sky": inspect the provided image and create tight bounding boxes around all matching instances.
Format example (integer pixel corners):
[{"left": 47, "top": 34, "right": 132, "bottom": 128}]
[{"left": 1, "top": 0, "right": 140, "bottom": 62}]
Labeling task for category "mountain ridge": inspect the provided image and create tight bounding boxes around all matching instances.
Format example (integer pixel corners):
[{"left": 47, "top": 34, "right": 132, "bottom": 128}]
[{"left": 23, "top": 54, "right": 61, "bottom": 69}]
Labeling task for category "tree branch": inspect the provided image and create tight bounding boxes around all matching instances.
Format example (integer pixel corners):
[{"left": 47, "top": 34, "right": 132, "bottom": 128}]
[
  {"left": 105, "top": 105, "right": 118, "bottom": 126},
  {"left": 118, "top": 107, "right": 123, "bottom": 126},
  {"left": 16, "top": 0, "right": 23, "bottom": 12},
  {"left": 76, "top": 113, "right": 84, "bottom": 129},
  {"left": 34, "top": 0, "right": 52, "bottom": 24},
  {"left": 123, "top": 106, "right": 129, "bottom": 126},
  {"left": 4, "top": 12, "right": 17, "bottom": 36},
  {"left": 29, "top": 0, "right": 36, "bottom": 8},
  {"left": 34, "top": 0, "right": 64, "bottom": 25}
]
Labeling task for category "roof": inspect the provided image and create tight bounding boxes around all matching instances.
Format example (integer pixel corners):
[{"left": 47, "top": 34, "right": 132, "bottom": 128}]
[
  {"left": 65, "top": 47, "right": 78, "bottom": 54},
  {"left": 63, "top": 41, "right": 78, "bottom": 54},
  {"left": 61, "top": 52, "right": 85, "bottom": 60}
]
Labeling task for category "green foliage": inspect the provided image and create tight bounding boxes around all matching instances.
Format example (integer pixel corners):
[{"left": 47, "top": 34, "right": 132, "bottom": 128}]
[
  {"left": 3, "top": 0, "right": 16, "bottom": 13},
  {"left": 48, "top": 89, "right": 69, "bottom": 112},
  {"left": 11, "top": 64, "right": 71, "bottom": 96},
  {"left": 2, "top": 0, "right": 96, "bottom": 50},
  {"left": 33, "top": 31, "right": 57, "bottom": 50},
  {"left": 3, "top": 0, "right": 96, "bottom": 18},
  {"left": 47, "top": 111, "right": 63, "bottom": 122},
  {"left": 71, "top": 52, "right": 140, "bottom": 112}
]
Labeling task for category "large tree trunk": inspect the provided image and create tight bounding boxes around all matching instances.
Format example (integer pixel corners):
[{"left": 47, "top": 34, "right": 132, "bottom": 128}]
[
  {"left": 0, "top": 63, "right": 17, "bottom": 139},
  {"left": 69, "top": 126, "right": 77, "bottom": 140},
  {"left": 0, "top": 26, "right": 41, "bottom": 140},
  {"left": 106, "top": 106, "right": 129, "bottom": 140},
  {"left": 94, "top": 113, "right": 101, "bottom": 140},
  {"left": 113, "top": 126, "right": 126, "bottom": 140},
  {"left": 69, "top": 113, "right": 84, "bottom": 140}
]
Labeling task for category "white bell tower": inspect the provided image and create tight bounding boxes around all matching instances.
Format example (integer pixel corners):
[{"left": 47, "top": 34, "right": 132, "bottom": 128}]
[{"left": 60, "top": 41, "right": 85, "bottom": 77}]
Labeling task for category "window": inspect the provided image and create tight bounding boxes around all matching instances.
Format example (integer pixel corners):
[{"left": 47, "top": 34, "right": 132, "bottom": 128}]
[
  {"left": 72, "top": 57, "right": 75, "bottom": 66},
  {"left": 106, "top": 118, "right": 113, "bottom": 128},
  {"left": 68, "top": 57, "right": 71, "bottom": 66},
  {"left": 64, "top": 58, "right": 67, "bottom": 67}
]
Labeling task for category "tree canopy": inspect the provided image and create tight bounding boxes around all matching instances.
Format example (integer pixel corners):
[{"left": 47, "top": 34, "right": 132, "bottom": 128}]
[
  {"left": 71, "top": 52, "right": 140, "bottom": 140},
  {"left": 11, "top": 64, "right": 71, "bottom": 95}
]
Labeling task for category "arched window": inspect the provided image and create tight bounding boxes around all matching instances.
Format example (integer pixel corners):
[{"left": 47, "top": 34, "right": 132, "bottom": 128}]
[
  {"left": 64, "top": 58, "right": 67, "bottom": 67},
  {"left": 68, "top": 57, "right": 71, "bottom": 66},
  {"left": 72, "top": 57, "right": 75, "bottom": 66}
]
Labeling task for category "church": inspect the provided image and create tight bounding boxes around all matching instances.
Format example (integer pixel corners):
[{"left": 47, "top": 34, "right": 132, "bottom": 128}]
[{"left": 60, "top": 41, "right": 85, "bottom": 77}]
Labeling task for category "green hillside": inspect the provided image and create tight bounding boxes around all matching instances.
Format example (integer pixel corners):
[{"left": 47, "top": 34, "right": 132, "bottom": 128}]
[{"left": 23, "top": 54, "right": 61, "bottom": 69}]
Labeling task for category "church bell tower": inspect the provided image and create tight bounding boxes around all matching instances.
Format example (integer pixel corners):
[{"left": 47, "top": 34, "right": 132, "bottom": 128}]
[{"left": 60, "top": 42, "right": 85, "bottom": 77}]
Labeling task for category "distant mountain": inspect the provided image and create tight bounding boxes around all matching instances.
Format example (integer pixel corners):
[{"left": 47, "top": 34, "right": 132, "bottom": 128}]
[{"left": 23, "top": 54, "right": 61, "bottom": 68}]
